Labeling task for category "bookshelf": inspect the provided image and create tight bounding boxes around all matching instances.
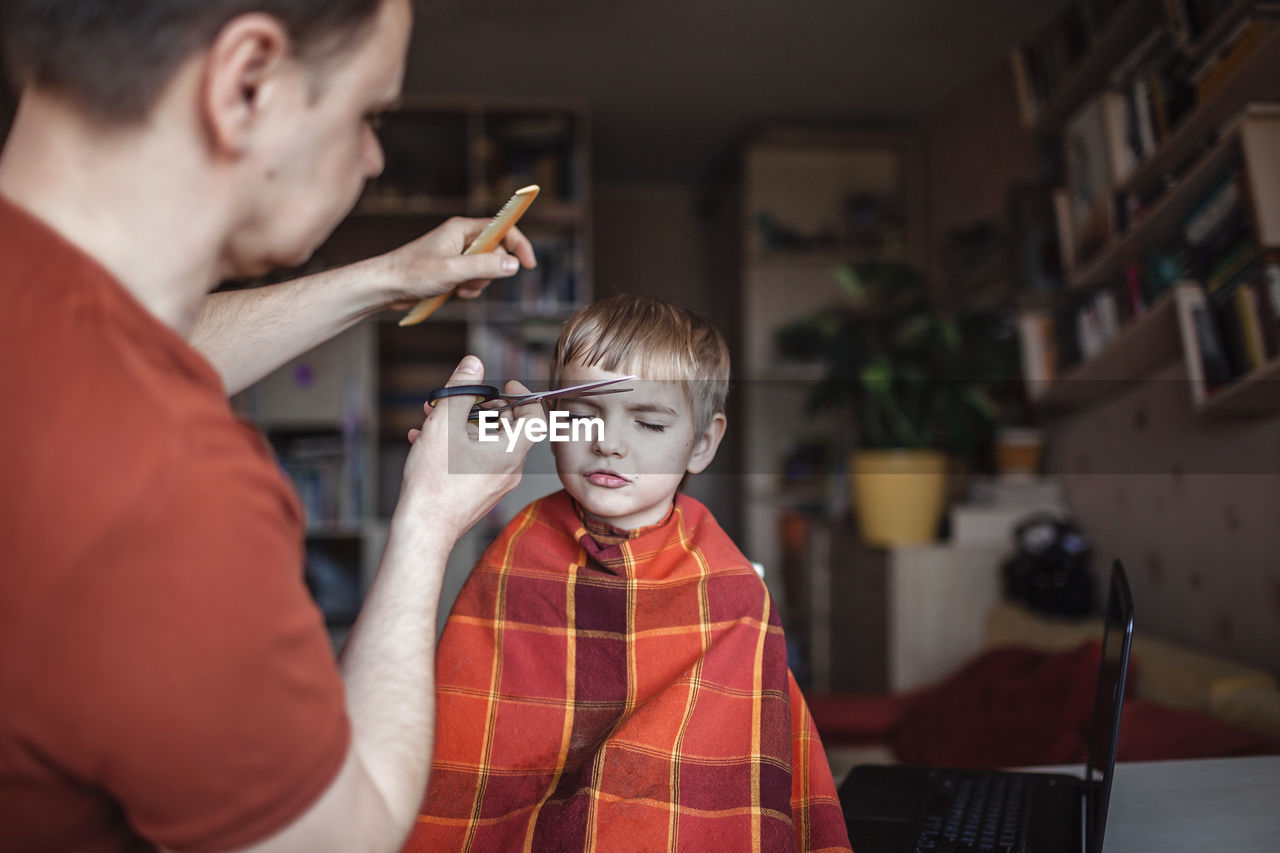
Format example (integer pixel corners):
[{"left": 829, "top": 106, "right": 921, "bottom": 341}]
[
  {"left": 1023, "top": 283, "right": 1194, "bottom": 410},
  {"left": 1011, "top": 0, "right": 1280, "bottom": 419},
  {"left": 1015, "top": 0, "right": 1165, "bottom": 134},
  {"left": 239, "top": 98, "right": 592, "bottom": 644},
  {"left": 1116, "top": 16, "right": 1280, "bottom": 201}
]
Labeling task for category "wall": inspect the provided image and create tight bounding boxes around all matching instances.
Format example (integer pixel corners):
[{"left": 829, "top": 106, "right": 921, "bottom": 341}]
[
  {"left": 924, "top": 59, "right": 1040, "bottom": 295},
  {"left": 1047, "top": 365, "right": 1280, "bottom": 675}
]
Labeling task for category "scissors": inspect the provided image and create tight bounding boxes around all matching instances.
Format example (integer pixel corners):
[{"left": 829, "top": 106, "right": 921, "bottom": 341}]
[{"left": 426, "top": 375, "right": 635, "bottom": 421}]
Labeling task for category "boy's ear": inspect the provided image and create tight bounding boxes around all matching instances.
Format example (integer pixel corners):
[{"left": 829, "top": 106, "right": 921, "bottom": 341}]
[{"left": 686, "top": 413, "right": 727, "bottom": 475}]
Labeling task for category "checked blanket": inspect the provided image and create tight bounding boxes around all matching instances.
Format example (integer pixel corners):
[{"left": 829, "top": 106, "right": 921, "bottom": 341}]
[{"left": 408, "top": 490, "right": 851, "bottom": 852}]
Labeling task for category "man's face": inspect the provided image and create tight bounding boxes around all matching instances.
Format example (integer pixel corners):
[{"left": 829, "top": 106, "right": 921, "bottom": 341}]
[
  {"left": 226, "top": 0, "right": 410, "bottom": 275},
  {"left": 551, "top": 361, "right": 714, "bottom": 532}
]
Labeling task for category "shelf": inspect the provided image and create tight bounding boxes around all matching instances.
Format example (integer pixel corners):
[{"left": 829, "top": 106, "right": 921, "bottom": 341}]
[
  {"left": 354, "top": 194, "right": 585, "bottom": 225},
  {"left": 1033, "top": 0, "right": 1165, "bottom": 135},
  {"left": 1182, "top": 0, "right": 1257, "bottom": 65},
  {"left": 1197, "top": 353, "right": 1280, "bottom": 415},
  {"left": 354, "top": 195, "right": 468, "bottom": 217},
  {"left": 1068, "top": 119, "right": 1244, "bottom": 291},
  {"left": 749, "top": 248, "right": 904, "bottom": 270},
  {"left": 1117, "top": 20, "right": 1280, "bottom": 200},
  {"left": 1036, "top": 285, "right": 1191, "bottom": 411}
]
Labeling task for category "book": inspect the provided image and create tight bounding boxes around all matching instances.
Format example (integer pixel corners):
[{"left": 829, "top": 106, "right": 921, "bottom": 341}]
[
  {"left": 1017, "top": 310, "right": 1058, "bottom": 399},
  {"left": 1253, "top": 268, "right": 1280, "bottom": 359},
  {"left": 1204, "top": 232, "right": 1258, "bottom": 293},
  {"left": 1182, "top": 168, "right": 1241, "bottom": 247},
  {"left": 1175, "top": 283, "right": 1233, "bottom": 402},
  {"left": 1053, "top": 187, "right": 1077, "bottom": 273},
  {"left": 1131, "top": 76, "right": 1158, "bottom": 157},
  {"left": 1010, "top": 47, "right": 1040, "bottom": 126},
  {"left": 1193, "top": 299, "right": 1236, "bottom": 390},
  {"left": 1234, "top": 280, "right": 1268, "bottom": 370},
  {"left": 1063, "top": 94, "right": 1119, "bottom": 265},
  {"left": 1101, "top": 90, "right": 1138, "bottom": 184}
]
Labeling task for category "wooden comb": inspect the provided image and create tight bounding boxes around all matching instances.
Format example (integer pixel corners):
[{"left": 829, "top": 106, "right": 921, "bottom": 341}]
[{"left": 398, "top": 184, "right": 541, "bottom": 326}]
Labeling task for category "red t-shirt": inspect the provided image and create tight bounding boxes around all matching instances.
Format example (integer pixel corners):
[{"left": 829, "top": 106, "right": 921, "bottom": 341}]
[{"left": 0, "top": 194, "right": 351, "bottom": 851}]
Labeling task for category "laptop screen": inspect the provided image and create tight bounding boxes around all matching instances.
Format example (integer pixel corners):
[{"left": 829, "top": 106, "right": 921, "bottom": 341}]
[{"left": 1082, "top": 560, "right": 1135, "bottom": 853}]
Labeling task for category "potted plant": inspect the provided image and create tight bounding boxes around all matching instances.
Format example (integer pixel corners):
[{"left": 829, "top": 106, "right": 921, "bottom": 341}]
[{"left": 774, "top": 261, "right": 1018, "bottom": 545}]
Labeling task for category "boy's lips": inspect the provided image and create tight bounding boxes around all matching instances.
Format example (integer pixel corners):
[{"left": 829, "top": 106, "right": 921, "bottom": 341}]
[{"left": 585, "top": 470, "right": 630, "bottom": 488}]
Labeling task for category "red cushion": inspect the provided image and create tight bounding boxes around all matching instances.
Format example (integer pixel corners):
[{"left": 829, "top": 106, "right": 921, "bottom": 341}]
[
  {"left": 806, "top": 691, "right": 911, "bottom": 746},
  {"left": 1115, "top": 699, "right": 1280, "bottom": 762},
  {"left": 888, "top": 644, "right": 1106, "bottom": 768},
  {"left": 806, "top": 644, "right": 1280, "bottom": 767}
]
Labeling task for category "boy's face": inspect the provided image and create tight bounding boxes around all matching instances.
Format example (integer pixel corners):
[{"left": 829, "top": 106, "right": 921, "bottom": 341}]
[{"left": 551, "top": 361, "right": 725, "bottom": 531}]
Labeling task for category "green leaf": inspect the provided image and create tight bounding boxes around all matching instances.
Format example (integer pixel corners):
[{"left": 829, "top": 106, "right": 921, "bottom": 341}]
[{"left": 833, "top": 264, "right": 869, "bottom": 304}]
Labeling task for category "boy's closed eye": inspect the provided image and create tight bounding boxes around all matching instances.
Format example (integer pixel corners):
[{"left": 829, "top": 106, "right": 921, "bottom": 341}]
[{"left": 637, "top": 420, "right": 666, "bottom": 433}]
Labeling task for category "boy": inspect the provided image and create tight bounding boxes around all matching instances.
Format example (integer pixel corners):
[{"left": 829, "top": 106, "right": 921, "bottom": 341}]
[{"left": 410, "top": 295, "right": 851, "bottom": 851}]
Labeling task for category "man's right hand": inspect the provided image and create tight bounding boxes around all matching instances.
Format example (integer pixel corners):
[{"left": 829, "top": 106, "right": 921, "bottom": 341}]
[{"left": 397, "top": 355, "right": 541, "bottom": 543}]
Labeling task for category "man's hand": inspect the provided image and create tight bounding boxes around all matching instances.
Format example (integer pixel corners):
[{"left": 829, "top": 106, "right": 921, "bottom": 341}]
[
  {"left": 372, "top": 217, "right": 537, "bottom": 310},
  {"left": 396, "top": 356, "right": 542, "bottom": 542},
  {"left": 192, "top": 218, "right": 537, "bottom": 396}
]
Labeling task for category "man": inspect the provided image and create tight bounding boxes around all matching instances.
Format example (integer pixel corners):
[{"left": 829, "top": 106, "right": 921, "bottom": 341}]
[{"left": 0, "top": 2, "right": 541, "bottom": 851}]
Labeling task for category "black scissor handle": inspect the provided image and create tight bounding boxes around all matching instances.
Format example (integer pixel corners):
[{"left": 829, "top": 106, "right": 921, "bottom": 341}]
[{"left": 426, "top": 384, "right": 499, "bottom": 407}]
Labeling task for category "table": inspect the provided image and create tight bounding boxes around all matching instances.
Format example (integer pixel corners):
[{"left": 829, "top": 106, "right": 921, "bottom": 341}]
[
  {"left": 831, "top": 755, "right": 1280, "bottom": 851},
  {"left": 1092, "top": 755, "right": 1280, "bottom": 852}
]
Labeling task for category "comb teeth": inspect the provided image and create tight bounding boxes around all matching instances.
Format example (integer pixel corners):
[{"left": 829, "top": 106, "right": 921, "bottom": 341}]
[
  {"left": 463, "top": 185, "right": 540, "bottom": 256},
  {"left": 398, "top": 184, "right": 540, "bottom": 326}
]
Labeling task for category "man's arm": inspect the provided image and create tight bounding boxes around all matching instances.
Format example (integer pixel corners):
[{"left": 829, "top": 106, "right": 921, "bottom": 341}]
[
  {"left": 191, "top": 218, "right": 535, "bottom": 395},
  {"left": 216, "top": 356, "right": 541, "bottom": 853}
]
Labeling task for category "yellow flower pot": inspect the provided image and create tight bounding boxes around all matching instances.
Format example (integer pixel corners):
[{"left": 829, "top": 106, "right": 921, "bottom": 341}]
[{"left": 850, "top": 449, "right": 949, "bottom": 546}]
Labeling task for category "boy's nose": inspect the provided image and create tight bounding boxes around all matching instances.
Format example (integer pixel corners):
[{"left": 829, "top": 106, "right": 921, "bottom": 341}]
[{"left": 591, "top": 429, "right": 625, "bottom": 458}]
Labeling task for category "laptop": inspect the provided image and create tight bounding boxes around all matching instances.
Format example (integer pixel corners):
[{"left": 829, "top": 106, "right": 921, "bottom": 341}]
[{"left": 838, "top": 559, "right": 1135, "bottom": 853}]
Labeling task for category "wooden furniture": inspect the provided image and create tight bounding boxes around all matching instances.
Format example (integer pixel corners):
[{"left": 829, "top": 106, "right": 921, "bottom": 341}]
[
  {"left": 801, "top": 516, "right": 1007, "bottom": 694},
  {"left": 1020, "top": 109, "right": 1280, "bottom": 415},
  {"left": 1013, "top": 0, "right": 1280, "bottom": 418}
]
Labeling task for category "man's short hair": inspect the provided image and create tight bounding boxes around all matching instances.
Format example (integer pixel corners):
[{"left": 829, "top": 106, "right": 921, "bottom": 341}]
[
  {"left": 0, "top": 1, "right": 386, "bottom": 123},
  {"left": 552, "top": 294, "right": 731, "bottom": 433}
]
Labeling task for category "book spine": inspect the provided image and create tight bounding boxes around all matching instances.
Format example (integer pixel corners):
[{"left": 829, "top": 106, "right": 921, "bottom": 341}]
[{"left": 1235, "top": 280, "right": 1267, "bottom": 370}]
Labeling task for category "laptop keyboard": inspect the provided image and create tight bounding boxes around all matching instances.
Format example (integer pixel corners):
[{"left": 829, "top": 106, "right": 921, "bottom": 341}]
[{"left": 913, "top": 771, "right": 1033, "bottom": 853}]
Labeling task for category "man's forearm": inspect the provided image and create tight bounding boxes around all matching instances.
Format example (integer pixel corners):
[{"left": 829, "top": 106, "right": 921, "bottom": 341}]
[
  {"left": 192, "top": 258, "right": 392, "bottom": 396},
  {"left": 336, "top": 512, "right": 450, "bottom": 832}
]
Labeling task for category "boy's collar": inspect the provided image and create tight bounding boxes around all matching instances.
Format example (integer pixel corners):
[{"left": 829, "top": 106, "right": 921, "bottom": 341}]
[{"left": 571, "top": 496, "right": 678, "bottom": 546}]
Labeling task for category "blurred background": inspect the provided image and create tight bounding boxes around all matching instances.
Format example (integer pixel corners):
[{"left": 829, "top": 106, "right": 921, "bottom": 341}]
[{"left": 6, "top": 0, "right": 1280, "bottom": 768}]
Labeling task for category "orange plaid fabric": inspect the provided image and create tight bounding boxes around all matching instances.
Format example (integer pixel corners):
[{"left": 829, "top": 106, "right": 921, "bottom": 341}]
[{"left": 408, "top": 491, "right": 851, "bottom": 851}]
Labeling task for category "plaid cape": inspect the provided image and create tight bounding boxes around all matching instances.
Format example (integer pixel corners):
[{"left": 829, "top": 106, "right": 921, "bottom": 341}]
[{"left": 408, "top": 490, "right": 850, "bottom": 851}]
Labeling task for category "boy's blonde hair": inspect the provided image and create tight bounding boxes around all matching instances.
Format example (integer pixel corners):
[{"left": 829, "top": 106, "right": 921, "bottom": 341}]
[{"left": 552, "top": 294, "right": 730, "bottom": 432}]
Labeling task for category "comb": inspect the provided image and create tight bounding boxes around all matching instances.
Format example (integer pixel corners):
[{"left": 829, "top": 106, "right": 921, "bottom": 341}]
[{"left": 398, "top": 184, "right": 541, "bottom": 326}]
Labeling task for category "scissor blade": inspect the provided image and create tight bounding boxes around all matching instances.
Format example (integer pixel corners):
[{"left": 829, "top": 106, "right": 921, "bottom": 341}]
[
  {"left": 484, "top": 375, "right": 636, "bottom": 413},
  {"left": 542, "top": 375, "right": 637, "bottom": 399}
]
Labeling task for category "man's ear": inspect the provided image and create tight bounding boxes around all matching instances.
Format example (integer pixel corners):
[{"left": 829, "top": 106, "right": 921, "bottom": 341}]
[
  {"left": 686, "top": 413, "right": 727, "bottom": 475},
  {"left": 200, "top": 14, "right": 293, "bottom": 156}
]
